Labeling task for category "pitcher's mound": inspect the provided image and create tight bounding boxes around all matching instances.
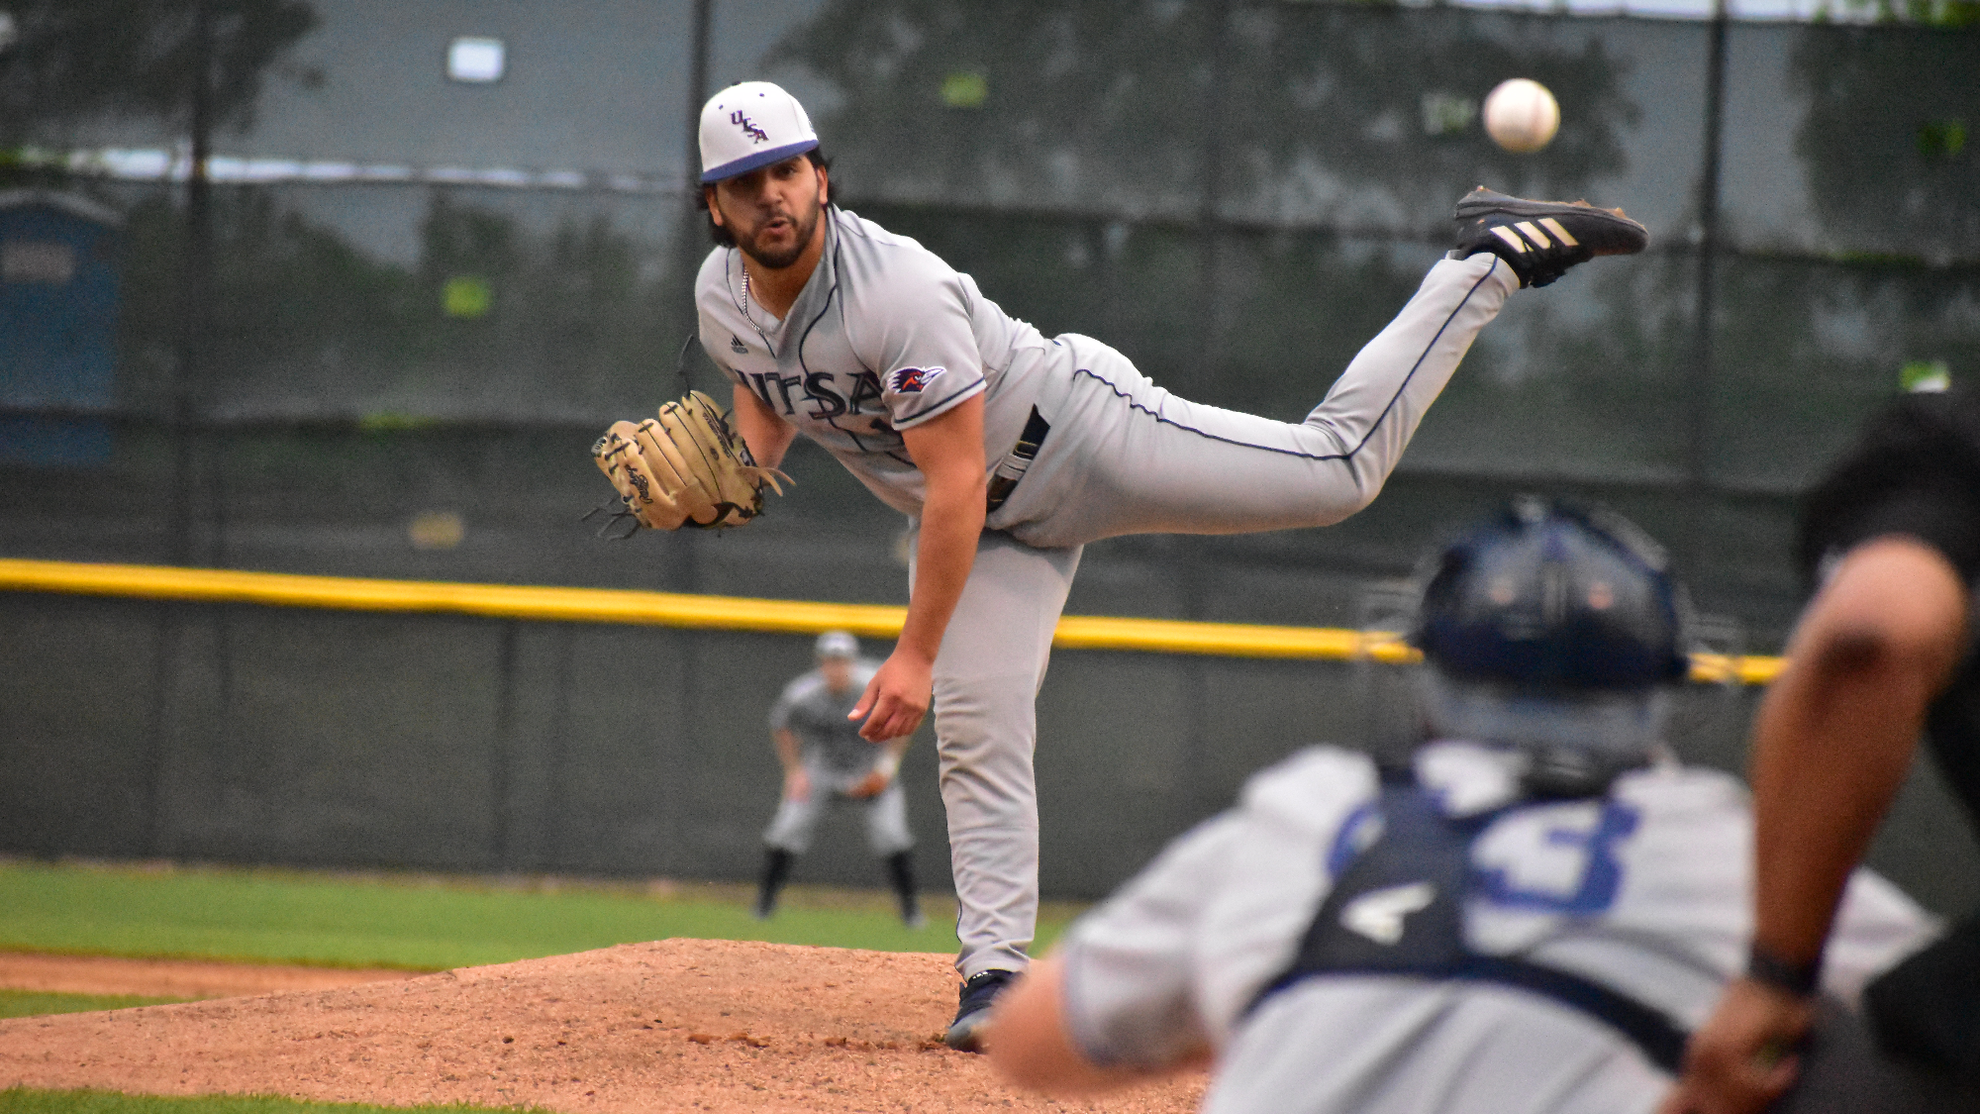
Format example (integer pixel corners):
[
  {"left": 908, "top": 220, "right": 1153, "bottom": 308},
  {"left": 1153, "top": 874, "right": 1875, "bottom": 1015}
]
[{"left": 0, "top": 939, "right": 1205, "bottom": 1113}]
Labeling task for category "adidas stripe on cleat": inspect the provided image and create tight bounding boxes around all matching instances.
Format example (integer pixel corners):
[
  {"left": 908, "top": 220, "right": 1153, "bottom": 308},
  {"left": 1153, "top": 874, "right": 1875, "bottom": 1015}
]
[
  {"left": 1452, "top": 187, "right": 1648, "bottom": 288},
  {"left": 1487, "top": 218, "right": 1580, "bottom": 256}
]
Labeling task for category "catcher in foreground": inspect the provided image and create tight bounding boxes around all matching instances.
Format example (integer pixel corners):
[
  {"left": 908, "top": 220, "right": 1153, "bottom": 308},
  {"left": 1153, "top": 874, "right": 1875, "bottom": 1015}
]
[{"left": 591, "top": 390, "right": 789, "bottom": 532}]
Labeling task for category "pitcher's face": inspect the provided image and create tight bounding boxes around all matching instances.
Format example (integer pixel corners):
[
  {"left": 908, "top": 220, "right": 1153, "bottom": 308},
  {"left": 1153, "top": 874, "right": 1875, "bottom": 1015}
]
[{"left": 707, "top": 156, "right": 829, "bottom": 270}]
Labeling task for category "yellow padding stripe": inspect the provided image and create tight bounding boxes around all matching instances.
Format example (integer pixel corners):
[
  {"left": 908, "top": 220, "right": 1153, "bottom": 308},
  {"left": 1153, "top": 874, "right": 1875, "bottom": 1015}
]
[{"left": 0, "top": 558, "right": 1783, "bottom": 683}]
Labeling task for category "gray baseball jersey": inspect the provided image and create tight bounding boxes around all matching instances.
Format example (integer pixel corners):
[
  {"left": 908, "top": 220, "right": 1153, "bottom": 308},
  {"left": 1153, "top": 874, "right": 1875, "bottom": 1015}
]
[
  {"left": 768, "top": 659, "right": 886, "bottom": 786},
  {"left": 1055, "top": 742, "right": 1938, "bottom": 1114},
  {"left": 698, "top": 206, "right": 1050, "bottom": 521},
  {"left": 697, "top": 206, "right": 1519, "bottom": 977}
]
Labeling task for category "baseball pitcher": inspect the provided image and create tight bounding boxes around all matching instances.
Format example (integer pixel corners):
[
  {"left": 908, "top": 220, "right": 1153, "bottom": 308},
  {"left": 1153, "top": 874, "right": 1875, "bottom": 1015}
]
[
  {"left": 988, "top": 500, "right": 1957, "bottom": 1113},
  {"left": 600, "top": 79, "right": 1651, "bottom": 1049}
]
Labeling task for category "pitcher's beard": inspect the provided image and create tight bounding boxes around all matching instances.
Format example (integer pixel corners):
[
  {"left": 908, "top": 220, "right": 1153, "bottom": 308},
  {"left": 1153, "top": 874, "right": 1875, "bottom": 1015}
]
[{"left": 737, "top": 204, "right": 822, "bottom": 271}]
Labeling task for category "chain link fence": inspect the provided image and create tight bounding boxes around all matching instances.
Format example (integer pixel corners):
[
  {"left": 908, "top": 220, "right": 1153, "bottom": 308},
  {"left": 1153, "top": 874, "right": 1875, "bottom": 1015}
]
[{"left": 2, "top": 0, "right": 1975, "bottom": 908}]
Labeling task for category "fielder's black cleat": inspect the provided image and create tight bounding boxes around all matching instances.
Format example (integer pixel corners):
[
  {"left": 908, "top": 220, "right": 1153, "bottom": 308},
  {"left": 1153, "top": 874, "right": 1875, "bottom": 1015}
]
[
  {"left": 1453, "top": 187, "right": 1648, "bottom": 288},
  {"left": 943, "top": 969, "right": 1016, "bottom": 1052}
]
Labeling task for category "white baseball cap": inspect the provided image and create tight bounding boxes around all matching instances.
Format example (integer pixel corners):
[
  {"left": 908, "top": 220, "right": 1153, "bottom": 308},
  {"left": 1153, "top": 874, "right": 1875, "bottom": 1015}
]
[
  {"left": 814, "top": 630, "right": 858, "bottom": 660},
  {"left": 699, "top": 81, "right": 819, "bottom": 184}
]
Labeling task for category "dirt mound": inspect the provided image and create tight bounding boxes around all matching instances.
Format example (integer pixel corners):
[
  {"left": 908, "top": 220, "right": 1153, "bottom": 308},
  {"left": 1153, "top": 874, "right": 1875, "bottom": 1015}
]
[
  {"left": 0, "top": 952, "right": 414, "bottom": 999},
  {"left": 0, "top": 939, "right": 1205, "bottom": 1113}
]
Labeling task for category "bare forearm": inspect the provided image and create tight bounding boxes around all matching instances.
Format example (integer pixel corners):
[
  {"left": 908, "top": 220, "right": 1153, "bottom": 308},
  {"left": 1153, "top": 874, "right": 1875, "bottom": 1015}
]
[
  {"left": 1749, "top": 538, "right": 1967, "bottom": 963},
  {"left": 731, "top": 384, "right": 796, "bottom": 470},
  {"left": 903, "top": 475, "right": 986, "bottom": 661},
  {"left": 849, "top": 395, "right": 985, "bottom": 742},
  {"left": 1748, "top": 651, "right": 1922, "bottom": 962},
  {"left": 772, "top": 728, "right": 803, "bottom": 773}
]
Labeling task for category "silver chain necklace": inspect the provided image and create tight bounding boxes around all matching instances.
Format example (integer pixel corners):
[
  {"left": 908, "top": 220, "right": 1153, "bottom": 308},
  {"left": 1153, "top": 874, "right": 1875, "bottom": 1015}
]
[{"left": 739, "top": 256, "right": 769, "bottom": 333}]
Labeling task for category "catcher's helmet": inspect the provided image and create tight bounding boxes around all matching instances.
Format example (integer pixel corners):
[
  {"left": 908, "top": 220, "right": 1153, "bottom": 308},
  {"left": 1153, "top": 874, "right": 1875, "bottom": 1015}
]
[
  {"left": 1413, "top": 496, "right": 1689, "bottom": 691},
  {"left": 1411, "top": 497, "right": 1691, "bottom": 795}
]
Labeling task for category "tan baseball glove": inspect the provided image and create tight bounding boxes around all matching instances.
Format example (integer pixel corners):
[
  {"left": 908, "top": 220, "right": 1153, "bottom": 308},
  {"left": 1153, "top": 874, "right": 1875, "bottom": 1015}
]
[{"left": 590, "top": 391, "right": 789, "bottom": 531}]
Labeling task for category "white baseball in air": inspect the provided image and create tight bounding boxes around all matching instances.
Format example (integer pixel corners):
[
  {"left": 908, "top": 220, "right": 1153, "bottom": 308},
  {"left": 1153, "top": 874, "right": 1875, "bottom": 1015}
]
[{"left": 1483, "top": 78, "right": 1560, "bottom": 153}]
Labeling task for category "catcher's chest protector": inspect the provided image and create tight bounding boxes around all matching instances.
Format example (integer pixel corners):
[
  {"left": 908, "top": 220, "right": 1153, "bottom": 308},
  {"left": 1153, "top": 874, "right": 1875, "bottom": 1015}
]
[{"left": 1247, "top": 775, "right": 1689, "bottom": 1073}]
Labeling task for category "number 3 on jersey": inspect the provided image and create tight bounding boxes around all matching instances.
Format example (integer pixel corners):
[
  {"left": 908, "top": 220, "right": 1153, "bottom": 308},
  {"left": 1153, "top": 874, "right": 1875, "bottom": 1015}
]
[{"left": 1472, "top": 800, "right": 1640, "bottom": 915}]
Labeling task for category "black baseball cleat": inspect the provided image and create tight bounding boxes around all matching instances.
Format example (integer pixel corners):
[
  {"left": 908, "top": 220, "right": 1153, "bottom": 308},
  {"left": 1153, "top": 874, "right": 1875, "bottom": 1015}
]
[
  {"left": 943, "top": 969, "right": 1016, "bottom": 1052},
  {"left": 1452, "top": 187, "right": 1648, "bottom": 288}
]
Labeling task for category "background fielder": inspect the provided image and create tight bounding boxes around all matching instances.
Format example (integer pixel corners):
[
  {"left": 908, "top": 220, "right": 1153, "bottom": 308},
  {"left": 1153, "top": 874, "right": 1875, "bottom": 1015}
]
[
  {"left": 688, "top": 80, "right": 1648, "bottom": 1049},
  {"left": 755, "top": 630, "right": 921, "bottom": 928},
  {"left": 988, "top": 500, "right": 1949, "bottom": 1114}
]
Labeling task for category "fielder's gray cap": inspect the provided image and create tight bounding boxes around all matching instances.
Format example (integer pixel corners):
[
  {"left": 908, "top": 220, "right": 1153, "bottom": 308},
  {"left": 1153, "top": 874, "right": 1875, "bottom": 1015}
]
[
  {"left": 814, "top": 630, "right": 858, "bottom": 659},
  {"left": 699, "top": 81, "right": 819, "bottom": 184}
]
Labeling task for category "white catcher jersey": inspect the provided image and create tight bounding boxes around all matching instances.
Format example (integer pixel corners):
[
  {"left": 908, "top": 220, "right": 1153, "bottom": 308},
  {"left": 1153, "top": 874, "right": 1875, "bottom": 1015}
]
[
  {"left": 696, "top": 206, "right": 1060, "bottom": 520},
  {"left": 1056, "top": 742, "right": 1938, "bottom": 1114}
]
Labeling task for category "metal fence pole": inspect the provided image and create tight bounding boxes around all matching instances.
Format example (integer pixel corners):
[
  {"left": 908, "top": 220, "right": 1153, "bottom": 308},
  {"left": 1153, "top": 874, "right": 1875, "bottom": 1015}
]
[
  {"left": 1177, "top": 0, "right": 1238, "bottom": 827},
  {"left": 688, "top": 0, "right": 712, "bottom": 169},
  {"left": 173, "top": 0, "right": 214, "bottom": 568},
  {"left": 492, "top": 620, "right": 520, "bottom": 869},
  {"left": 1193, "top": 0, "right": 1235, "bottom": 401},
  {"left": 147, "top": 0, "right": 217, "bottom": 859},
  {"left": 666, "top": 0, "right": 720, "bottom": 873},
  {"left": 1687, "top": 0, "right": 1730, "bottom": 489}
]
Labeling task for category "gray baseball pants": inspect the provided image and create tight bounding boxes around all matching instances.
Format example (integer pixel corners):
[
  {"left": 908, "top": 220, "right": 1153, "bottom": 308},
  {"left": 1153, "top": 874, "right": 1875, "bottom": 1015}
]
[
  {"left": 762, "top": 768, "right": 915, "bottom": 856},
  {"left": 938, "top": 252, "right": 1516, "bottom": 977}
]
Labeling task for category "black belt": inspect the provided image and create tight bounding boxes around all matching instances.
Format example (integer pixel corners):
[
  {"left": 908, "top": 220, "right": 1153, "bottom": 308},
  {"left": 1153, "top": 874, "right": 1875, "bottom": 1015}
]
[{"left": 985, "top": 406, "right": 1050, "bottom": 514}]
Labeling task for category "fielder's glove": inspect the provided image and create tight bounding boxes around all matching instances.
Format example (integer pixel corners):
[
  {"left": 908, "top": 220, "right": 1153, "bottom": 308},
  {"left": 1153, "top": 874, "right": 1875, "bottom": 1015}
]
[{"left": 590, "top": 390, "right": 789, "bottom": 532}]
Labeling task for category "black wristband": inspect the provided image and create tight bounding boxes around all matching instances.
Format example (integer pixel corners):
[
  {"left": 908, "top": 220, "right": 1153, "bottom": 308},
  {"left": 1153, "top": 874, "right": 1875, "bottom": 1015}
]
[{"left": 1746, "top": 943, "right": 1822, "bottom": 997}]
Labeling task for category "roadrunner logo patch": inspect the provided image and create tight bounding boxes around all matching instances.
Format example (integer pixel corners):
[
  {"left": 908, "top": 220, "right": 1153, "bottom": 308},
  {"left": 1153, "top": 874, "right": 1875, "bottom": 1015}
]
[
  {"left": 889, "top": 366, "right": 945, "bottom": 394},
  {"left": 729, "top": 110, "right": 768, "bottom": 144}
]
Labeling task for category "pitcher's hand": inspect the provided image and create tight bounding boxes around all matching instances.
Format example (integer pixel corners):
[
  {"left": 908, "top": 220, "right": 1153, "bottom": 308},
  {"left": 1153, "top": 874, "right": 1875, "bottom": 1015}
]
[{"left": 851, "top": 648, "right": 932, "bottom": 742}]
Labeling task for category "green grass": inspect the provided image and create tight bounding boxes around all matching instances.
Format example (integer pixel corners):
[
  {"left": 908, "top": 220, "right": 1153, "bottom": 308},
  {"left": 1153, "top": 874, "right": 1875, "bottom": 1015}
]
[
  {"left": 0, "top": 859, "right": 1078, "bottom": 971},
  {"left": 0, "top": 1091, "right": 525, "bottom": 1114},
  {"left": 0, "top": 989, "right": 187, "bottom": 1020}
]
